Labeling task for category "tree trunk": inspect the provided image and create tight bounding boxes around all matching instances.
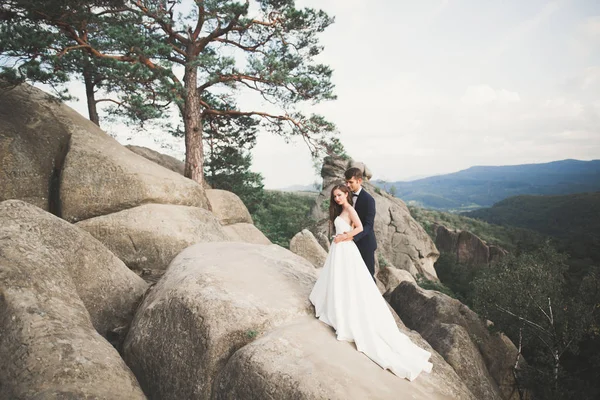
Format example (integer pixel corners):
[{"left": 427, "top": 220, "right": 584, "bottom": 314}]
[
  {"left": 82, "top": 62, "right": 100, "bottom": 126},
  {"left": 182, "top": 63, "right": 205, "bottom": 184}
]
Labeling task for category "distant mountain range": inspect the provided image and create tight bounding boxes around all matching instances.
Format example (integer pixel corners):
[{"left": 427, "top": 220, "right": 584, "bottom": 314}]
[{"left": 374, "top": 159, "right": 600, "bottom": 211}]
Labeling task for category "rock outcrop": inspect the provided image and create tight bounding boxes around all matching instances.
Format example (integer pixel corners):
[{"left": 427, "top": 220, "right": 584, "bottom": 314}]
[
  {"left": 290, "top": 229, "right": 328, "bottom": 268},
  {"left": 124, "top": 242, "right": 476, "bottom": 400},
  {"left": 0, "top": 83, "right": 71, "bottom": 212},
  {"left": 205, "top": 189, "right": 272, "bottom": 245},
  {"left": 434, "top": 224, "right": 508, "bottom": 266},
  {"left": 206, "top": 189, "right": 253, "bottom": 225},
  {"left": 0, "top": 200, "right": 146, "bottom": 399},
  {"left": 377, "top": 265, "right": 417, "bottom": 295},
  {"left": 311, "top": 155, "right": 440, "bottom": 281},
  {"left": 126, "top": 144, "right": 185, "bottom": 175},
  {"left": 76, "top": 204, "right": 230, "bottom": 280},
  {"left": 123, "top": 242, "right": 318, "bottom": 400},
  {"left": 0, "top": 83, "right": 210, "bottom": 223},
  {"left": 0, "top": 200, "right": 148, "bottom": 342},
  {"left": 61, "top": 120, "right": 209, "bottom": 222},
  {"left": 388, "top": 279, "right": 522, "bottom": 400},
  {"left": 216, "top": 316, "right": 475, "bottom": 400},
  {"left": 1, "top": 82, "right": 519, "bottom": 400},
  {"left": 223, "top": 222, "right": 271, "bottom": 245}
]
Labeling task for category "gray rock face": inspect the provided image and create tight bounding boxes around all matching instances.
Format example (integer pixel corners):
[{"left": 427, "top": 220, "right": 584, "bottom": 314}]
[
  {"left": 206, "top": 189, "right": 253, "bottom": 225},
  {"left": 61, "top": 122, "right": 209, "bottom": 222},
  {"left": 377, "top": 265, "right": 417, "bottom": 295},
  {"left": 0, "top": 201, "right": 146, "bottom": 399},
  {"left": 75, "top": 204, "right": 230, "bottom": 277},
  {"left": 223, "top": 222, "right": 271, "bottom": 245},
  {"left": 434, "top": 224, "right": 459, "bottom": 254},
  {"left": 0, "top": 83, "right": 209, "bottom": 223},
  {"left": 311, "top": 156, "right": 439, "bottom": 281},
  {"left": 0, "top": 83, "right": 70, "bottom": 212},
  {"left": 216, "top": 317, "right": 476, "bottom": 400},
  {"left": 126, "top": 145, "right": 185, "bottom": 175},
  {"left": 457, "top": 230, "right": 490, "bottom": 266},
  {"left": 0, "top": 200, "right": 148, "bottom": 341},
  {"left": 290, "top": 229, "right": 328, "bottom": 268},
  {"left": 434, "top": 224, "right": 507, "bottom": 266},
  {"left": 123, "top": 242, "right": 317, "bottom": 400},
  {"left": 321, "top": 155, "right": 352, "bottom": 188},
  {"left": 388, "top": 281, "right": 521, "bottom": 400},
  {"left": 124, "top": 242, "right": 476, "bottom": 400}
]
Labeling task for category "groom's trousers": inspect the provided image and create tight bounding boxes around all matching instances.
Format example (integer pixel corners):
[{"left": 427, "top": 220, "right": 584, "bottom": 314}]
[{"left": 358, "top": 246, "right": 375, "bottom": 280}]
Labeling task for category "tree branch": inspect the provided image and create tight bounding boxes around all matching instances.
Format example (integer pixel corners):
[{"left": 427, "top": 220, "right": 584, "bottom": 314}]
[
  {"left": 197, "top": 73, "right": 273, "bottom": 92},
  {"left": 494, "top": 304, "right": 551, "bottom": 335},
  {"left": 56, "top": 45, "right": 89, "bottom": 57},
  {"left": 131, "top": 0, "right": 189, "bottom": 46},
  {"left": 95, "top": 98, "right": 123, "bottom": 106},
  {"left": 192, "top": 0, "right": 205, "bottom": 40}
]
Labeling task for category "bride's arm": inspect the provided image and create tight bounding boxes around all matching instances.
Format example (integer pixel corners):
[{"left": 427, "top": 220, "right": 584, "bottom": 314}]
[{"left": 337, "top": 208, "right": 363, "bottom": 242}]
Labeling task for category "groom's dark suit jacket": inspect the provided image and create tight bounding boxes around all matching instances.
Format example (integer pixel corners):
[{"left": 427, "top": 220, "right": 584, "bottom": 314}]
[{"left": 353, "top": 188, "right": 377, "bottom": 276}]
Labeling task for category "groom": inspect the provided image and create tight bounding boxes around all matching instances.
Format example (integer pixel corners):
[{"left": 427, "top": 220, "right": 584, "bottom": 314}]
[{"left": 344, "top": 167, "right": 377, "bottom": 280}]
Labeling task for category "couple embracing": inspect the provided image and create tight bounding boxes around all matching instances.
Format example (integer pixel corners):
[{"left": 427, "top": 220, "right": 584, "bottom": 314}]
[{"left": 309, "top": 167, "right": 433, "bottom": 381}]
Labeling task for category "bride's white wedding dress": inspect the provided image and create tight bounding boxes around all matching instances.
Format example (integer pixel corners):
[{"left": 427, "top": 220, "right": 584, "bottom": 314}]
[{"left": 309, "top": 216, "right": 433, "bottom": 381}]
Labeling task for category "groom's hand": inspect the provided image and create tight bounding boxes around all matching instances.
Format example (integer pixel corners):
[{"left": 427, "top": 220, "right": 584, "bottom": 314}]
[{"left": 334, "top": 233, "right": 353, "bottom": 243}]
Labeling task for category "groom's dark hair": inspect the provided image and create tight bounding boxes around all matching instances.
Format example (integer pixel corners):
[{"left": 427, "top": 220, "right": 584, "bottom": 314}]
[{"left": 344, "top": 167, "right": 363, "bottom": 180}]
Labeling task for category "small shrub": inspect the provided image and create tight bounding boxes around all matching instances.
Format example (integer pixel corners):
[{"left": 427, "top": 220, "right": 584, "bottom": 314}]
[
  {"left": 415, "top": 273, "right": 457, "bottom": 298},
  {"left": 246, "top": 330, "right": 259, "bottom": 339},
  {"left": 320, "top": 198, "right": 330, "bottom": 212}
]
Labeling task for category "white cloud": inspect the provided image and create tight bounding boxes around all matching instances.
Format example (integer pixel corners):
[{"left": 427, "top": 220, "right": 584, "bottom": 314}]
[
  {"left": 581, "top": 15, "right": 600, "bottom": 38},
  {"left": 460, "top": 85, "right": 521, "bottom": 105}
]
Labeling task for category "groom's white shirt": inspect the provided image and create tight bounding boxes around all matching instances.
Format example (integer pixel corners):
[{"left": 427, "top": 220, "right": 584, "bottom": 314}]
[{"left": 351, "top": 187, "right": 362, "bottom": 208}]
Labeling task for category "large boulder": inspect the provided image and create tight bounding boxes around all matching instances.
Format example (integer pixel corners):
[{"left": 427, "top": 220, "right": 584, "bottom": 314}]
[
  {"left": 457, "top": 231, "right": 490, "bottom": 266},
  {"left": 123, "top": 242, "right": 317, "bottom": 400},
  {"left": 290, "top": 229, "right": 328, "bottom": 268},
  {"left": 126, "top": 145, "right": 185, "bottom": 175},
  {"left": 61, "top": 122, "right": 209, "bottom": 222},
  {"left": 0, "top": 83, "right": 70, "bottom": 212},
  {"left": 434, "top": 224, "right": 458, "bottom": 254},
  {"left": 377, "top": 264, "right": 417, "bottom": 295},
  {"left": 223, "top": 222, "right": 271, "bottom": 245},
  {"left": 321, "top": 155, "right": 351, "bottom": 188},
  {"left": 311, "top": 156, "right": 439, "bottom": 281},
  {"left": 0, "top": 200, "right": 148, "bottom": 342},
  {"left": 372, "top": 188, "right": 439, "bottom": 279},
  {"left": 76, "top": 204, "right": 229, "bottom": 279},
  {"left": 0, "top": 201, "right": 146, "bottom": 399},
  {"left": 434, "top": 224, "right": 507, "bottom": 266},
  {"left": 388, "top": 281, "right": 521, "bottom": 400},
  {"left": 124, "top": 241, "right": 476, "bottom": 400},
  {"left": 216, "top": 317, "right": 476, "bottom": 400},
  {"left": 0, "top": 83, "right": 209, "bottom": 223},
  {"left": 206, "top": 189, "right": 253, "bottom": 225}
]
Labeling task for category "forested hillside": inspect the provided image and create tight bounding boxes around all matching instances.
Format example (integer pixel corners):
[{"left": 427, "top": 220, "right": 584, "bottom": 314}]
[{"left": 465, "top": 191, "right": 600, "bottom": 277}]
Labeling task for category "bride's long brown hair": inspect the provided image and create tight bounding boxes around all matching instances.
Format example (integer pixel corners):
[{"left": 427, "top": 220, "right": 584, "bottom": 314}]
[{"left": 328, "top": 184, "right": 353, "bottom": 236}]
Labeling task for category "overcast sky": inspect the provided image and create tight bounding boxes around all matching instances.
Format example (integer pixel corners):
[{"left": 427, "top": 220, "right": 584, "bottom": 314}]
[{"left": 57, "top": 0, "right": 600, "bottom": 188}]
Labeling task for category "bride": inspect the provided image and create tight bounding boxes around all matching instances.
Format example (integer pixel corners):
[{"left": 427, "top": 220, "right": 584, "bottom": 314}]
[{"left": 309, "top": 184, "right": 433, "bottom": 381}]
